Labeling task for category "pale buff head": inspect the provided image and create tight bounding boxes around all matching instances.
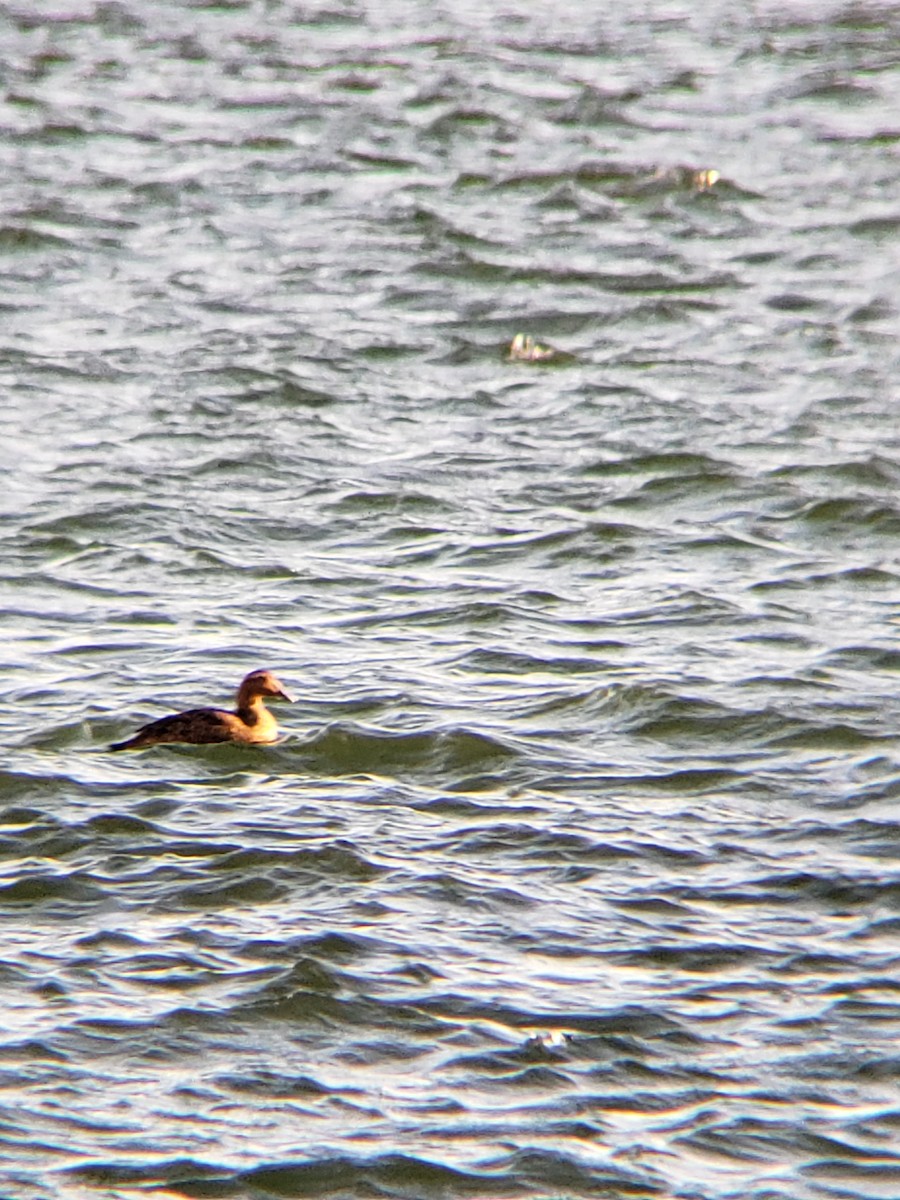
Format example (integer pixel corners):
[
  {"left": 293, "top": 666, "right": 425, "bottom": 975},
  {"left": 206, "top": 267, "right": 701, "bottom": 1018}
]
[{"left": 237, "top": 670, "right": 295, "bottom": 705}]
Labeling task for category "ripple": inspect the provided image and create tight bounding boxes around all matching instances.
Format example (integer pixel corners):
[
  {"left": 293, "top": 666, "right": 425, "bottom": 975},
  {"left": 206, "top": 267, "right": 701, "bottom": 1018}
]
[
  {"left": 0, "top": 871, "right": 104, "bottom": 907},
  {"left": 59, "top": 1146, "right": 668, "bottom": 1198},
  {"left": 298, "top": 723, "right": 520, "bottom": 779}
]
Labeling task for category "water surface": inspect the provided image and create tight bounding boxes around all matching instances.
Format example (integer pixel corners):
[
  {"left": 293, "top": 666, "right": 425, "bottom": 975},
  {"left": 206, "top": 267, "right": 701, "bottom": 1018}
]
[{"left": 1, "top": 2, "right": 899, "bottom": 1198}]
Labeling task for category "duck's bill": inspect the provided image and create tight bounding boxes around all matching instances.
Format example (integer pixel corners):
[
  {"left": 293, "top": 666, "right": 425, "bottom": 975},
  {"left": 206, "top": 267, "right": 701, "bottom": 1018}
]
[{"left": 275, "top": 687, "right": 296, "bottom": 703}]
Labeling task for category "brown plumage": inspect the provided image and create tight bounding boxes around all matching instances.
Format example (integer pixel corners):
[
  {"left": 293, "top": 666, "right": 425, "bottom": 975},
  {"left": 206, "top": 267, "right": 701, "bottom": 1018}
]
[{"left": 109, "top": 669, "right": 295, "bottom": 751}]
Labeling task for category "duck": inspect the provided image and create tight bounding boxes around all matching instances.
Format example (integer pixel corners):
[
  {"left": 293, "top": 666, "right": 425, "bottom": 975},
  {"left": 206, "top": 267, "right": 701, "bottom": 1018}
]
[{"left": 109, "top": 669, "right": 295, "bottom": 751}]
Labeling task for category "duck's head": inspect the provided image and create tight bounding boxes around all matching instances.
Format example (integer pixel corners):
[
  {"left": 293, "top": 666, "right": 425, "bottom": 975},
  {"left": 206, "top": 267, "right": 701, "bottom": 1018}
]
[{"left": 239, "top": 669, "right": 296, "bottom": 704}]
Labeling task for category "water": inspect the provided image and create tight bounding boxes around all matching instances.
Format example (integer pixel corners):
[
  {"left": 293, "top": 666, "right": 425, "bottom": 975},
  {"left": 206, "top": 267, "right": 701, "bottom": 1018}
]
[{"left": 1, "top": 1, "right": 899, "bottom": 1197}]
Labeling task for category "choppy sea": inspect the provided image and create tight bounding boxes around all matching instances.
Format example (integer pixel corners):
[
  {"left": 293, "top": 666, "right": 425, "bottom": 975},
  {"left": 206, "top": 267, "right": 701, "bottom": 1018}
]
[{"left": 1, "top": 1, "right": 899, "bottom": 1197}]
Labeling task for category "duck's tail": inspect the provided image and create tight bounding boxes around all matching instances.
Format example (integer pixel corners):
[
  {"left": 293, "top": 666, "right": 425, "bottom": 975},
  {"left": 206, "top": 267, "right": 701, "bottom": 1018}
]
[{"left": 109, "top": 735, "right": 142, "bottom": 751}]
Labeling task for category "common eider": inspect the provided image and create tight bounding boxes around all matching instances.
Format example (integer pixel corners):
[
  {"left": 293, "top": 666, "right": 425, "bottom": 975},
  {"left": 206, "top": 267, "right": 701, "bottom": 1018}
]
[{"left": 109, "top": 669, "right": 294, "bottom": 751}]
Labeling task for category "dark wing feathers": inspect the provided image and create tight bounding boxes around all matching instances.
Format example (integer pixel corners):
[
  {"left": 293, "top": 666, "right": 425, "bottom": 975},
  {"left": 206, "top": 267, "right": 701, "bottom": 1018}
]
[{"left": 109, "top": 707, "right": 235, "bottom": 750}]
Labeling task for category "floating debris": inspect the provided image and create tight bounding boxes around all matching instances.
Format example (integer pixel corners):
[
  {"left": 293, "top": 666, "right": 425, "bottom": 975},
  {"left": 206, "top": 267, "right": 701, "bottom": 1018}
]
[
  {"left": 693, "top": 168, "right": 720, "bottom": 190},
  {"left": 650, "top": 165, "right": 721, "bottom": 192},
  {"left": 507, "top": 332, "right": 559, "bottom": 362}
]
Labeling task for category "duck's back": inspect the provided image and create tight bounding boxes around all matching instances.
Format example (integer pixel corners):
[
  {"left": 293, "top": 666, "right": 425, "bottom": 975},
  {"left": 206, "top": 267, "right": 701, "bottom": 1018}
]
[{"left": 110, "top": 707, "right": 246, "bottom": 750}]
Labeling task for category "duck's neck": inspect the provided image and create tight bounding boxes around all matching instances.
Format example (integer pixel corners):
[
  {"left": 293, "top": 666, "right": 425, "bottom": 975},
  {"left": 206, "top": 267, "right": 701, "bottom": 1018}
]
[{"left": 236, "top": 694, "right": 267, "bottom": 726}]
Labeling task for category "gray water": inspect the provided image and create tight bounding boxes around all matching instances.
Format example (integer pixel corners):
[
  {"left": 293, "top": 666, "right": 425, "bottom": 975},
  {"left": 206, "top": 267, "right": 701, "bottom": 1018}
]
[{"left": 1, "top": 1, "right": 899, "bottom": 1197}]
